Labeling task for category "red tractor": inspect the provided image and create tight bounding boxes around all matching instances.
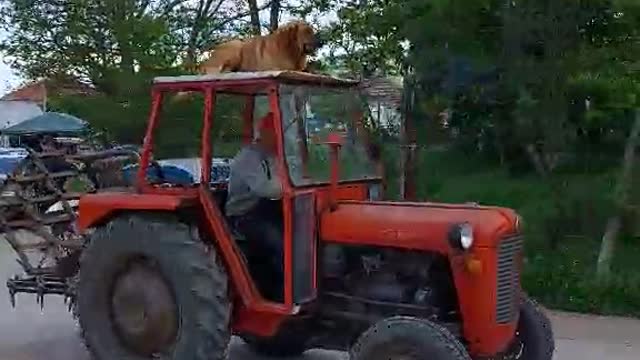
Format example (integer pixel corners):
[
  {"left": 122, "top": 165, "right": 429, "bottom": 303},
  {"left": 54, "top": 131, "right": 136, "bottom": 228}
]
[{"left": 72, "top": 71, "right": 554, "bottom": 360}]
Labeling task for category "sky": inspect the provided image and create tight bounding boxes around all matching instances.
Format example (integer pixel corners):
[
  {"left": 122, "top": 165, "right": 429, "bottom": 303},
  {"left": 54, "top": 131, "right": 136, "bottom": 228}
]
[{"left": 0, "top": 29, "right": 22, "bottom": 96}]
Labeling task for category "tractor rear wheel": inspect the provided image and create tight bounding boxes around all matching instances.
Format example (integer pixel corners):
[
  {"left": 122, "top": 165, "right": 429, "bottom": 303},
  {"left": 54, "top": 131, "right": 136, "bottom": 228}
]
[
  {"left": 515, "top": 295, "right": 555, "bottom": 360},
  {"left": 349, "top": 316, "right": 471, "bottom": 360},
  {"left": 76, "top": 213, "right": 231, "bottom": 360}
]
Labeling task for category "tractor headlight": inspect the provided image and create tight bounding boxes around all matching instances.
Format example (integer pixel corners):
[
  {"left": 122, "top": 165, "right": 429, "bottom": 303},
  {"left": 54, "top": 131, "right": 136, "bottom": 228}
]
[{"left": 449, "top": 222, "right": 474, "bottom": 250}]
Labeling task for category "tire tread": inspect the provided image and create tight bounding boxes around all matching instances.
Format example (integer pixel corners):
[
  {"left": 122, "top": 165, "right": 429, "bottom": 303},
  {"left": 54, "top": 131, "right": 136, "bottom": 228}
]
[
  {"left": 76, "top": 213, "right": 231, "bottom": 360},
  {"left": 349, "top": 316, "right": 471, "bottom": 360}
]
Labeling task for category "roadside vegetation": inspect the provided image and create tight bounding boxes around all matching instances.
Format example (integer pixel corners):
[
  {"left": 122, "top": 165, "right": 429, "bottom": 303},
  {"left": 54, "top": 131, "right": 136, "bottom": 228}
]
[{"left": 380, "top": 147, "right": 640, "bottom": 316}]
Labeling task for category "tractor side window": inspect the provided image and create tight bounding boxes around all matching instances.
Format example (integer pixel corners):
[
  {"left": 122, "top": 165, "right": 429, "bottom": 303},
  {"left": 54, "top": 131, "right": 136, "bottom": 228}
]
[
  {"left": 253, "top": 95, "right": 271, "bottom": 139},
  {"left": 279, "top": 85, "right": 378, "bottom": 186},
  {"left": 134, "top": 93, "right": 205, "bottom": 187},
  {"left": 210, "top": 92, "right": 270, "bottom": 159},
  {"left": 208, "top": 93, "right": 243, "bottom": 186},
  {"left": 154, "top": 94, "right": 204, "bottom": 160},
  {"left": 211, "top": 94, "right": 243, "bottom": 159},
  {"left": 208, "top": 91, "right": 272, "bottom": 185}
]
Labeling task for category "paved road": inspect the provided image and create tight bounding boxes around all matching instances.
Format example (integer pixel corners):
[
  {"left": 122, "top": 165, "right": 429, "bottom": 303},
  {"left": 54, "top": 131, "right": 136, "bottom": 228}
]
[{"left": 1, "top": 242, "right": 639, "bottom": 360}]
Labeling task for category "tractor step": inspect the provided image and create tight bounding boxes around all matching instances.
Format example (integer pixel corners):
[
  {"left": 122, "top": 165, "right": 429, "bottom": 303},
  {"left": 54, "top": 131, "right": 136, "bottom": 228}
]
[{"left": 6, "top": 274, "right": 75, "bottom": 311}]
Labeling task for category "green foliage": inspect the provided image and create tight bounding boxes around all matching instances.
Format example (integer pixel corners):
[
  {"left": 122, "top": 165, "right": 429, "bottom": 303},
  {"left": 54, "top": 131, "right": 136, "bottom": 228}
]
[
  {"left": 324, "top": 0, "right": 409, "bottom": 76},
  {"left": 50, "top": 93, "right": 149, "bottom": 146},
  {"left": 325, "top": 0, "right": 639, "bottom": 176},
  {"left": 0, "top": 0, "right": 183, "bottom": 94},
  {"left": 49, "top": 68, "right": 245, "bottom": 158},
  {"left": 523, "top": 236, "right": 640, "bottom": 316}
]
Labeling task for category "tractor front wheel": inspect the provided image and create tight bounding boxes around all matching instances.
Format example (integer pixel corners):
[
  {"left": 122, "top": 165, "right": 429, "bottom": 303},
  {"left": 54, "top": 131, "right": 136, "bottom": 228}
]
[
  {"left": 515, "top": 295, "right": 555, "bottom": 360},
  {"left": 349, "top": 316, "right": 471, "bottom": 360},
  {"left": 76, "top": 213, "right": 231, "bottom": 360}
]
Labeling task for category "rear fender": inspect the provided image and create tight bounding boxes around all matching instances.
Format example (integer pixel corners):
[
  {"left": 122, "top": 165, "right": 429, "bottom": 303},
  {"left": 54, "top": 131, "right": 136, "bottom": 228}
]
[
  {"left": 78, "top": 189, "right": 294, "bottom": 338},
  {"left": 77, "top": 193, "right": 198, "bottom": 231}
]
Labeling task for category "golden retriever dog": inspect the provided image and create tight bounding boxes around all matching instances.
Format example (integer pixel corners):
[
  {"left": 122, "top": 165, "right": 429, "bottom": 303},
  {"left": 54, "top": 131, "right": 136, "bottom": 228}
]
[
  {"left": 198, "top": 20, "right": 322, "bottom": 74},
  {"left": 172, "top": 21, "right": 321, "bottom": 101}
]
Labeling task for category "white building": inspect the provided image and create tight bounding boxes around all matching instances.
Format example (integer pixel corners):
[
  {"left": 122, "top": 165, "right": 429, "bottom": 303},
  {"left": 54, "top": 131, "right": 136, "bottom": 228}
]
[{"left": 0, "top": 100, "right": 43, "bottom": 147}]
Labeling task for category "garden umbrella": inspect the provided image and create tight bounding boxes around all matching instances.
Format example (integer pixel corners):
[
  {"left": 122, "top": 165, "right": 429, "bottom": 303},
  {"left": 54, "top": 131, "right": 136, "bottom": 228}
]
[{"left": 1, "top": 112, "right": 87, "bottom": 135}]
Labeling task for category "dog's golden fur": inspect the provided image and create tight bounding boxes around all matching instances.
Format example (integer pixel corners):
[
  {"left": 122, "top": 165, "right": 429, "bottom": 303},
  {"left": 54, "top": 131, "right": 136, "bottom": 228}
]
[{"left": 198, "top": 20, "right": 319, "bottom": 74}]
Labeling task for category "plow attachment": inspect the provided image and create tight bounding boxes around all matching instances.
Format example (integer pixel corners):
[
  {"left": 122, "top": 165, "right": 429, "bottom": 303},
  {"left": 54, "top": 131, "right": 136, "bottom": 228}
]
[{"left": 0, "top": 147, "right": 139, "bottom": 309}]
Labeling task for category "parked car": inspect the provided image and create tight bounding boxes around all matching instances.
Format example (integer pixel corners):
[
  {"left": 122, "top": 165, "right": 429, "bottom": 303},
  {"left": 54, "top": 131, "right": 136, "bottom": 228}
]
[{"left": 0, "top": 147, "right": 28, "bottom": 182}]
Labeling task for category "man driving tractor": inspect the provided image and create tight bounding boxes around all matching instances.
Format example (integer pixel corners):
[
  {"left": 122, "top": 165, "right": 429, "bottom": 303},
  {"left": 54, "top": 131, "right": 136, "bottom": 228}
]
[{"left": 225, "top": 112, "right": 285, "bottom": 300}]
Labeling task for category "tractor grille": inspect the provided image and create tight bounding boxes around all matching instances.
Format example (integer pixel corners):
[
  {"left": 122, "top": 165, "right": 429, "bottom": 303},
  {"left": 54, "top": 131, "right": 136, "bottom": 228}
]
[{"left": 496, "top": 234, "right": 524, "bottom": 324}]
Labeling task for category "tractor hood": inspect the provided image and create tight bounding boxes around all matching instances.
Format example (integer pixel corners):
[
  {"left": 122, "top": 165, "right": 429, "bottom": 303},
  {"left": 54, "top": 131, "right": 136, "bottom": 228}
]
[{"left": 320, "top": 200, "right": 520, "bottom": 254}]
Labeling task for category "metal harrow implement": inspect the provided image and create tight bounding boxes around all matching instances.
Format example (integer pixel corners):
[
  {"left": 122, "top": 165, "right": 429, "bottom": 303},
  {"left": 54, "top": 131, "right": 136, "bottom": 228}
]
[{"left": 0, "top": 147, "right": 139, "bottom": 309}]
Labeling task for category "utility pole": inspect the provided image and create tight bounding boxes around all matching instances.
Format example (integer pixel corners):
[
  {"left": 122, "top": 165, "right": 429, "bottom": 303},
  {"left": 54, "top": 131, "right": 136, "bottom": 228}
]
[{"left": 400, "top": 73, "right": 417, "bottom": 201}]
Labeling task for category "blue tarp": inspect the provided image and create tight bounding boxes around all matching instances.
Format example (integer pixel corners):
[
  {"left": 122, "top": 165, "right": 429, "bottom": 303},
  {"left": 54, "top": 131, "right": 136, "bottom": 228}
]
[
  {"left": 122, "top": 164, "right": 195, "bottom": 186},
  {"left": 1, "top": 112, "right": 87, "bottom": 135},
  {"left": 121, "top": 158, "right": 232, "bottom": 186}
]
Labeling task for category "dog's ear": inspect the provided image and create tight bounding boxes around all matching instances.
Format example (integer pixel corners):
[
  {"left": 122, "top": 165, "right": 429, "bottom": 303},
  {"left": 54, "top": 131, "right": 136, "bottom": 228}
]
[{"left": 286, "top": 22, "right": 302, "bottom": 51}]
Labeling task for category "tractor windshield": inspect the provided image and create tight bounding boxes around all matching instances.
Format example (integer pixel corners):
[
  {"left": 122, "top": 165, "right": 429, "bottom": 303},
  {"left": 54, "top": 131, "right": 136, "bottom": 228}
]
[{"left": 279, "top": 84, "right": 379, "bottom": 186}]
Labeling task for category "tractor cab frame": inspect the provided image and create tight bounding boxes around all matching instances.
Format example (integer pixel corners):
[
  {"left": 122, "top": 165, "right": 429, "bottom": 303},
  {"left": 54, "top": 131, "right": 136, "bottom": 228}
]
[{"left": 78, "top": 71, "right": 382, "bottom": 335}]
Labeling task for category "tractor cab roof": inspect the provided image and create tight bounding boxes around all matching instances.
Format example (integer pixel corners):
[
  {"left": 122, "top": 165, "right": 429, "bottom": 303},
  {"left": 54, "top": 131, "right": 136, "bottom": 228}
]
[{"left": 152, "top": 71, "right": 359, "bottom": 94}]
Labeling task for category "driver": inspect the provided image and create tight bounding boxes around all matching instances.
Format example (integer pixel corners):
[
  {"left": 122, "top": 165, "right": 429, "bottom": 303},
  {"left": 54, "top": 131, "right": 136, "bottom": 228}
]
[{"left": 225, "top": 112, "right": 284, "bottom": 299}]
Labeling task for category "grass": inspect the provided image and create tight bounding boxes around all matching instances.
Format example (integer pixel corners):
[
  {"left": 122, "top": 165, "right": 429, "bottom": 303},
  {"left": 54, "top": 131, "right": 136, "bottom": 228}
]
[{"left": 382, "top": 146, "right": 640, "bottom": 317}]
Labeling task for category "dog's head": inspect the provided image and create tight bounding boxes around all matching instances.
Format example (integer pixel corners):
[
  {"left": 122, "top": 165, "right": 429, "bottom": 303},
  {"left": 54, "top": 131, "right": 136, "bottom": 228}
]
[{"left": 280, "top": 20, "right": 323, "bottom": 55}]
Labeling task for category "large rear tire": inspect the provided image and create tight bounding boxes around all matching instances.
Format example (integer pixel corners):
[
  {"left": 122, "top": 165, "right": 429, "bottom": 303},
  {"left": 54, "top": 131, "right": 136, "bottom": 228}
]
[
  {"left": 76, "top": 213, "right": 231, "bottom": 360},
  {"left": 349, "top": 316, "right": 471, "bottom": 360},
  {"left": 516, "top": 295, "right": 555, "bottom": 360}
]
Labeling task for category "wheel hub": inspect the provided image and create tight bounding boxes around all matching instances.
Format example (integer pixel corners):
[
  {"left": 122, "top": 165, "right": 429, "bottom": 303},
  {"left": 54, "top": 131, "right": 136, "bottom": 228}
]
[{"left": 110, "top": 259, "right": 178, "bottom": 356}]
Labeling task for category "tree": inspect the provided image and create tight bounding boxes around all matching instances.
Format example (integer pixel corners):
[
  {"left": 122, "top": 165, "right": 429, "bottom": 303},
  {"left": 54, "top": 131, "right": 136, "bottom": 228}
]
[
  {"left": 246, "top": 0, "right": 263, "bottom": 34},
  {"left": 269, "top": 0, "right": 281, "bottom": 32},
  {"left": 591, "top": 0, "right": 640, "bottom": 279},
  {"left": 324, "top": 0, "right": 409, "bottom": 77},
  {"left": 168, "top": 0, "right": 271, "bottom": 67},
  {"left": 0, "top": 0, "right": 279, "bottom": 93},
  {"left": 597, "top": 111, "right": 640, "bottom": 281},
  {"left": 0, "top": 0, "right": 182, "bottom": 95}
]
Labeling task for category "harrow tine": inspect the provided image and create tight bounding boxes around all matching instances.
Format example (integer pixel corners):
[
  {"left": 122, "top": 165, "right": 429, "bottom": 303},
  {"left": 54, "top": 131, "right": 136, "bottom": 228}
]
[
  {"left": 65, "top": 294, "right": 75, "bottom": 312},
  {"left": 8, "top": 287, "right": 16, "bottom": 308},
  {"left": 36, "top": 289, "right": 45, "bottom": 311},
  {"left": 36, "top": 275, "right": 44, "bottom": 310}
]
